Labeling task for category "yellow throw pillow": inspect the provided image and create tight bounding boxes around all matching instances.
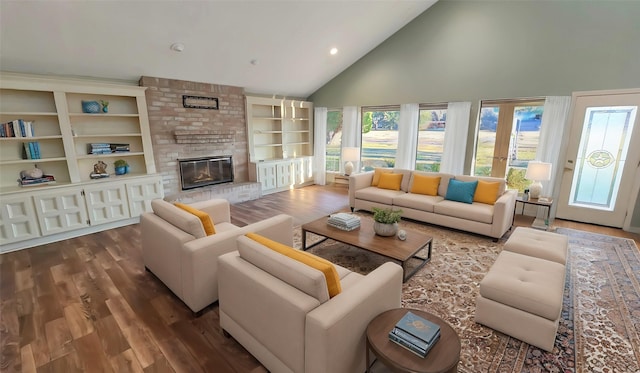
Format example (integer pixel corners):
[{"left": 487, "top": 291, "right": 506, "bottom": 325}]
[
  {"left": 174, "top": 202, "right": 216, "bottom": 235},
  {"left": 473, "top": 180, "right": 501, "bottom": 205},
  {"left": 377, "top": 172, "right": 403, "bottom": 191},
  {"left": 371, "top": 168, "right": 393, "bottom": 186},
  {"left": 246, "top": 233, "right": 342, "bottom": 298},
  {"left": 410, "top": 174, "right": 441, "bottom": 196}
]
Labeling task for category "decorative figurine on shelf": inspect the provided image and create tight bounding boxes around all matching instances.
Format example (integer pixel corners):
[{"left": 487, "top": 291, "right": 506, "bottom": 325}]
[
  {"left": 90, "top": 160, "right": 110, "bottom": 179},
  {"left": 100, "top": 100, "right": 109, "bottom": 113}
]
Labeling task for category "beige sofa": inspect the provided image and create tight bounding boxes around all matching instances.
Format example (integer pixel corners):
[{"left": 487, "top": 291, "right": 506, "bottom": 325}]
[
  {"left": 218, "top": 234, "right": 403, "bottom": 373},
  {"left": 141, "top": 198, "right": 293, "bottom": 314},
  {"left": 349, "top": 169, "right": 517, "bottom": 239}
]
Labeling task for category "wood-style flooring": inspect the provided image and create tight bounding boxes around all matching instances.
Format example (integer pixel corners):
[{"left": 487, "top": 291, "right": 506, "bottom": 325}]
[{"left": 1, "top": 183, "right": 638, "bottom": 372}]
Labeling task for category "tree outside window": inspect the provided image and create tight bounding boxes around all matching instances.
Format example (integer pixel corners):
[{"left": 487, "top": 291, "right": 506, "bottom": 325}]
[{"left": 325, "top": 110, "right": 342, "bottom": 172}]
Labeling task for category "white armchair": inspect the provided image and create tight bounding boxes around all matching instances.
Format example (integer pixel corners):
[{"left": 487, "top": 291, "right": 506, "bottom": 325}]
[
  {"left": 141, "top": 198, "right": 293, "bottom": 314},
  {"left": 218, "top": 232, "right": 403, "bottom": 373}
]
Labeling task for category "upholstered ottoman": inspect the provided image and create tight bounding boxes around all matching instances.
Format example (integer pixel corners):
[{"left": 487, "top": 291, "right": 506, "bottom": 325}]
[
  {"left": 504, "top": 227, "right": 568, "bottom": 265},
  {"left": 475, "top": 250, "right": 566, "bottom": 351}
]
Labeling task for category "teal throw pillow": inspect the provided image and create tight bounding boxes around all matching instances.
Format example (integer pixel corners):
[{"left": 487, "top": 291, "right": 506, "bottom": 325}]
[{"left": 445, "top": 179, "right": 478, "bottom": 204}]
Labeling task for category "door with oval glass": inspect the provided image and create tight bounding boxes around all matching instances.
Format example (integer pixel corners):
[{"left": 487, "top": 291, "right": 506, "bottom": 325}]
[{"left": 556, "top": 89, "right": 640, "bottom": 227}]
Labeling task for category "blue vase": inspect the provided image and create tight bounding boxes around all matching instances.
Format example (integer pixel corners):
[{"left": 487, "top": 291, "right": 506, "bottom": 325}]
[
  {"left": 115, "top": 166, "right": 127, "bottom": 175},
  {"left": 82, "top": 100, "right": 101, "bottom": 113}
]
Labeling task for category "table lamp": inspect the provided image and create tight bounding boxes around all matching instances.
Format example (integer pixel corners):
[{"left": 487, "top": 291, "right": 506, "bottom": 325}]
[
  {"left": 525, "top": 161, "right": 552, "bottom": 199},
  {"left": 342, "top": 147, "right": 360, "bottom": 176}
]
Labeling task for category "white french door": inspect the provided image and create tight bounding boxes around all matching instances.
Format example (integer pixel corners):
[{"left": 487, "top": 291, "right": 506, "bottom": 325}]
[{"left": 556, "top": 89, "right": 640, "bottom": 227}]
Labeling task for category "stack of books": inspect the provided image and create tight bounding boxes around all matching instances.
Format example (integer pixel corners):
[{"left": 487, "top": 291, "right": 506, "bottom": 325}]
[
  {"left": 110, "top": 143, "right": 130, "bottom": 152},
  {"left": 327, "top": 213, "right": 361, "bottom": 231},
  {"left": 389, "top": 311, "right": 441, "bottom": 358},
  {"left": 18, "top": 174, "right": 56, "bottom": 187},
  {"left": 88, "top": 143, "right": 112, "bottom": 155}
]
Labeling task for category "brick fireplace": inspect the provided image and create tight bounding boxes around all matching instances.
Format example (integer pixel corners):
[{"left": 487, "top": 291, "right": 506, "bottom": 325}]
[{"left": 140, "top": 76, "right": 260, "bottom": 203}]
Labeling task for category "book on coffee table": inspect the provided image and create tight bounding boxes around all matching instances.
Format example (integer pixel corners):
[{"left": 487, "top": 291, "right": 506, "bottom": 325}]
[{"left": 388, "top": 311, "right": 441, "bottom": 357}]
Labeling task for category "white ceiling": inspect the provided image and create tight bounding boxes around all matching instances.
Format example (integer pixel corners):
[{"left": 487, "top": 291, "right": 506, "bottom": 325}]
[{"left": 0, "top": 0, "right": 437, "bottom": 98}]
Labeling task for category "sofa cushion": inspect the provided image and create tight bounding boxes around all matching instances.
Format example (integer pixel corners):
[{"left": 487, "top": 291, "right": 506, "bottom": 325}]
[
  {"left": 246, "top": 233, "right": 342, "bottom": 298},
  {"left": 445, "top": 179, "right": 478, "bottom": 204},
  {"left": 174, "top": 202, "right": 216, "bottom": 235},
  {"left": 473, "top": 180, "right": 501, "bottom": 205},
  {"left": 377, "top": 173, "right": 403, "bottom": 191},
  {"left": 409, "top": 171, "right": 453, "bottom": 197},
  {"left": 393, "top": 193, "right": 443, "bottom": 213},
  {"left": 151, "top": 199, "right": 206, "bottom": 238},
  {"left": 434, "top": 200, "right": 494, "bottom": 224},
  {"left": 455, "top": 175, "right": 506, "bottom": 196},
  {"left": 410, "top": 174, "right": 440, "bottom": 196},
  {"left": 237, "top": 236, "right": 331, "bottom": 303},
  {"left": 371, "top": 168, "right": 393, "bottom": 186},
  {"left": 355, "top": 186, "right": 406, "bottom": 205}
]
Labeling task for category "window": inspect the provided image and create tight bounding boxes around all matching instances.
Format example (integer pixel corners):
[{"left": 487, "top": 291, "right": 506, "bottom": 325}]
[
  {"left": 325, "top": 109, "right": 343, "bottom": 172},
  {"left": 361, "top": 106, "right": 399, "bottom": 170},
  {"left": 416, "top": 105, "right": 447, "bottom": 171},
  {"left": 473, "top": 99, "right": 544, "bottom": 191}
]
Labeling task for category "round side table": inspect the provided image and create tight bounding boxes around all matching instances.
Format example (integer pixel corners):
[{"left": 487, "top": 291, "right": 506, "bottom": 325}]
[{"left": 366, "top": 308, "right": 461, "bottom": 373}]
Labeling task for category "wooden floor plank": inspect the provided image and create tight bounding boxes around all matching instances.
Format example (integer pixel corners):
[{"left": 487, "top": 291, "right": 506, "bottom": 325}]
[
  {"left": 20, "top": 344, "right": 37, "bottom": 373},
  {"left": 0, "top": 184, "right": 636, "bottom": 373},
  {"left": 73, "top": 332, "right": 115, "bottom": 373}
]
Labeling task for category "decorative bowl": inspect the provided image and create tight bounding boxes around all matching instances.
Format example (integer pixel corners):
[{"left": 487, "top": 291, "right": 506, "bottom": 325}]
[{"left": 81, "top": 100, "right": 101, "bottom": 113}]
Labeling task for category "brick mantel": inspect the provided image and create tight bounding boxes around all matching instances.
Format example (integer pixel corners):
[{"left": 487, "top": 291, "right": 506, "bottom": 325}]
[{"left": 140, "top": 76, "right": 252, "bottom": 200}]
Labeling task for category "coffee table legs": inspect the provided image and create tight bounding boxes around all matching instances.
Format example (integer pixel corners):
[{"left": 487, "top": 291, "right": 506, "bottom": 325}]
[
  {"left": 401, "top": 240, "right": 432, "bottom": 282},
  {"left": 301, "top": 228, "right": 328, "bottom": 251}
]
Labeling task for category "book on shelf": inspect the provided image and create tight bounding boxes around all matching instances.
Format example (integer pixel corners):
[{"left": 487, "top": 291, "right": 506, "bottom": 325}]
[
  {"left": 22, "top": 141, "right": 41, "bottom": 160},
  {"left": 18, "top": 174, "right": 56, "bottom": 187},
  {"left": 394, "top": 311, "right": 441, "bottom": 346},
  {"left": 110, "top": 143, "right": 130, "bottom": 152}
]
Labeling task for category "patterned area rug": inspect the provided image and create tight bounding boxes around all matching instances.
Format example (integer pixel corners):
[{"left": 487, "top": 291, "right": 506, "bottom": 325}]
[{"left": 293, "top": 219, "right": 640, "bottom": 373}]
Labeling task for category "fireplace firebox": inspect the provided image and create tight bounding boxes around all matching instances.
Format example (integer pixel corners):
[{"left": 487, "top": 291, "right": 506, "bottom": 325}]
[{"left": 179, "top": 156, "right": 234, "bottom": 190}]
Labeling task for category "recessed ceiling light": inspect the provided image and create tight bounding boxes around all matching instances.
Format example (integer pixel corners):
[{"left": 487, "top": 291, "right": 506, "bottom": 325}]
[
  {"left": 170, "top": 43, "right": 185, "bottom": 52},
  {"left": 330, "top": 47, "right": 338, "bottom": 55}
]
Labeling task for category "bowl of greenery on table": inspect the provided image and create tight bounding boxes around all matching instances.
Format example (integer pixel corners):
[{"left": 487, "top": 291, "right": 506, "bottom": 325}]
[{"left": 372, "top": 207, "right": 402, "bottom": 236}]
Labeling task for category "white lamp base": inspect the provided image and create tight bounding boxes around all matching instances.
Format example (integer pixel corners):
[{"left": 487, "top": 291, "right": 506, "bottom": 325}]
[
  {"left": 344, "top": 161, "right": 354, "bottom": 176},
  {"left": 529, "top": 181, "right": 543, "bottom": 199}
]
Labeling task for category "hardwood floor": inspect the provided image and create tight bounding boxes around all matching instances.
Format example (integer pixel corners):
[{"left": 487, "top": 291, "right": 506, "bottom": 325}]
[{"left": 1, "top": 184, "right": 637, "bottom": 372}]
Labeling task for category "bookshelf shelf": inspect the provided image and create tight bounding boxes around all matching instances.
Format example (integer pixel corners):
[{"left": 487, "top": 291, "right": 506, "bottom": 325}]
[{"left": 0, "top": 73, "right": 163, "bottom": 252}]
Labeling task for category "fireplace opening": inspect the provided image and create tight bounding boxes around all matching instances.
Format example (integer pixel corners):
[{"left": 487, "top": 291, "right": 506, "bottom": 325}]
[{"left": 179, "top": 156, "right": 234, "bottom": 190}]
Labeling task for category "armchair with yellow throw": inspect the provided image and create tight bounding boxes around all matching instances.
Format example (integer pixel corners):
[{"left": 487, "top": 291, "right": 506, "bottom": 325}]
[
  {"left": 218, "top": 232, "right": 403, "bottom": 373},
  {"left": 141, "top": 198, "right": 293, "bottom": 314}
]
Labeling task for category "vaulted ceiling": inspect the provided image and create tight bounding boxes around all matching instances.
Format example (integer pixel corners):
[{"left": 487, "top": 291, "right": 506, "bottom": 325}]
[{"left": 0, "top": 1, "right": 437, "bottom": 98}]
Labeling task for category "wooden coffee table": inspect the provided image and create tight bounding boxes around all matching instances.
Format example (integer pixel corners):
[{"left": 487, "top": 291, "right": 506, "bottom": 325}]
[
  {"left": 366, "top": 308, "right": 461, "bottom": 373},
  {"left": 301, "top": 216, "right": 432, "bottom": 282}
]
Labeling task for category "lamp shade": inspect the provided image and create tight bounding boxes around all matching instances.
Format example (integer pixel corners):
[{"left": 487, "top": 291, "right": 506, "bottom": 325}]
[
  {"left": 525, "top": 161, "right": 552, "bottom": 199},
  {"left": 341, "top": 147, "right": 360, "bottom": 162},
  {"left": 525, "top": 161, "right": 552, "bottom": 181}
]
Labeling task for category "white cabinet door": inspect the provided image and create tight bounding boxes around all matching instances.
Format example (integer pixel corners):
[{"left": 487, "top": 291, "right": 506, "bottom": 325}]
[
  {"left": 126, "top": 176, "right": 163, "bottom": 217},
  {"left": 276, "top": 161, "right": 292, "bottom": 188},
  {"left": 0, "top": 195, "right": 40, "bottom": 245},
  {"left": 292, "top": 157, "right": 314, "bottom": 185},
  {"left": 83, "top": 182, "right": 130, "bottom": 225},
  {"left": 33, "top": 189, "right": 88, "bottom": 236},
  {"left": 257, "top": 163, "right": 277, "bottom": 191}
]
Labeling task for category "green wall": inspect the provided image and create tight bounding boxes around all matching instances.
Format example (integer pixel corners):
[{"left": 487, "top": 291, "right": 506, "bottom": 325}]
[
  {"left": 309, "top": 0, "right": 640, "bottom": 229},
  {"left": 309, "top": 0, "right": 640, "bottom": 106}
]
